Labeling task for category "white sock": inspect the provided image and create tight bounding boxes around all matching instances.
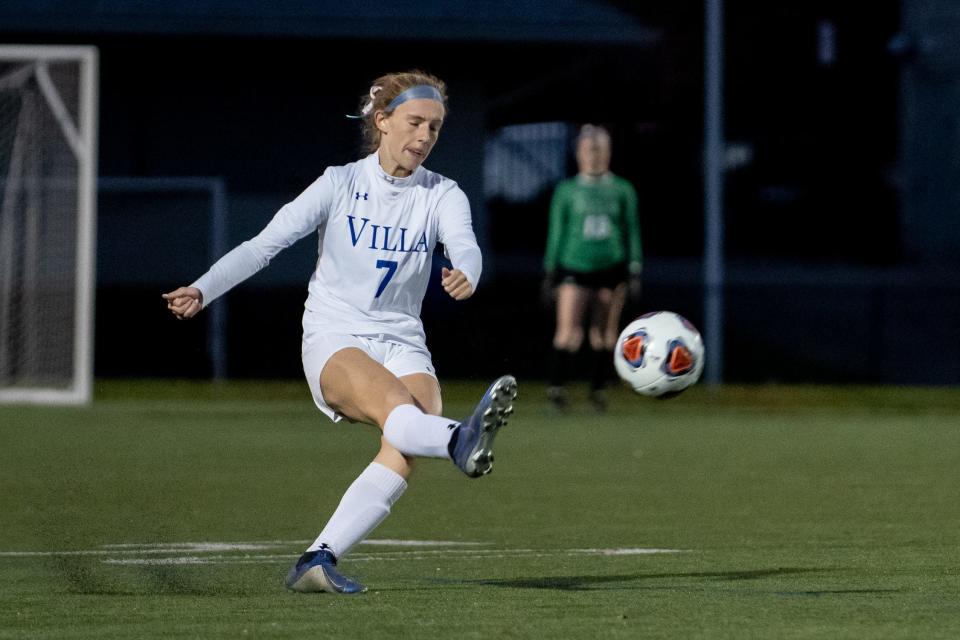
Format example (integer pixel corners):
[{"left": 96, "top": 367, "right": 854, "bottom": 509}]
[
  {"left": 383, "top": 403, "right": 458, "bottom": 459},
  {"left": 307, "top": 462, "right": 407, "bottom": 558}
]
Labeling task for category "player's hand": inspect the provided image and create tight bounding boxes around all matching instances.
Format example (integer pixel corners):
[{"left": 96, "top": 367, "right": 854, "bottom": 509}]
[
  {"left": 162, "top": 286, "right": 203, "bottom": 320},
  {"left": 540, "top": 273, "right": 556, "bottom": 307},
  {"left": 441, "top": 267, "right": 474, "bottom": 301},
  {"left": 628, "top": 275, "right": 642, "bottom": 302}
]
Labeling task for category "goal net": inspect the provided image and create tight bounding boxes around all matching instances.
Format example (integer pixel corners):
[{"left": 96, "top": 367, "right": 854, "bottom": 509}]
[{"left": 0, "top": 46, "right": 97, "bottom": 404}]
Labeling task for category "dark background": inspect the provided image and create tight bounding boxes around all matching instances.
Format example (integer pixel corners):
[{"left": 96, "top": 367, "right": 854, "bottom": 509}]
[{"left": 2, "top": 0, "right": 958, "bottom": 384}]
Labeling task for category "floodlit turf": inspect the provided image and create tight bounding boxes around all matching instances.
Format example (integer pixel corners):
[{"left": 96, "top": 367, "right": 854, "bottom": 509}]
[{"left": 1, "top": 380, "right": 959, "bottom": 639}]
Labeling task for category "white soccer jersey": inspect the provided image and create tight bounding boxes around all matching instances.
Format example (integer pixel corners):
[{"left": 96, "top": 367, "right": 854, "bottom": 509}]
[{"left": 191, "top": 152, "right": 482, "bottom": 349}]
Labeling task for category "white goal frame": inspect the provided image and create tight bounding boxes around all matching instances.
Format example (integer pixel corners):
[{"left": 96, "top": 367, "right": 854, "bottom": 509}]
[{"left": 0, "top": 45, "right": 98, "bottom": 404}]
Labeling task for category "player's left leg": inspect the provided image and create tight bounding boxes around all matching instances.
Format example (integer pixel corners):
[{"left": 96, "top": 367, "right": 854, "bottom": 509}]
[
  {"left": 377, "top": 355, "right": 516, "bottom": 479},
  {"left": 373, "top": 372, "right": 440, "bottom": 474},
  {"left": 587, "top": 283, "right": 627, "bottom": 410},
  {"left": 604, "top": 283, "right": 628, "bottom": 349},
  {"left": 450, "top": 374, "right": 517, "bottom": 477}
]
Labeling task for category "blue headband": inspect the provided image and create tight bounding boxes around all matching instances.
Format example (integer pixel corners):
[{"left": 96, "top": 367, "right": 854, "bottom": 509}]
[
  {"left": 347, "top": 84, "right": 444, "bottom": 120},
  {"left": 386, "top": 85, "right": 444, "bottom": 111}
]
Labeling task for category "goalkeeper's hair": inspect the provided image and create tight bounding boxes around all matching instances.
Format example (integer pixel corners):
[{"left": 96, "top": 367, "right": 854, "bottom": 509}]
[
  {"left": 577, "top": 123, "right": 611, "bottom": 147},
  {"left": 356, "top": 70, "right": 448, "bottom": 154}
]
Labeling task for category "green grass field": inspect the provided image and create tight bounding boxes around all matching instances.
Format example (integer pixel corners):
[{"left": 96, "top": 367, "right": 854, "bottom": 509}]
[{"left": 1, "top": 380, "right": 959, "bottom": 639}]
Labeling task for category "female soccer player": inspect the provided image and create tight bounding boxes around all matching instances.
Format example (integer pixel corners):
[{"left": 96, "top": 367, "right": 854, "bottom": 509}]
[
  {"left": 542, "top": 124, "right": 642, "bottom": 410},
  {"left": 163, "top": 70, "right": 517, "bottom": 595}
]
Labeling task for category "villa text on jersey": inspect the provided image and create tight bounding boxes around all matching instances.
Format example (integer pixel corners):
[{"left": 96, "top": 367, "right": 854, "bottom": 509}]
[{"left": 192, "top": 153, "right": 482, "bottom": 349}]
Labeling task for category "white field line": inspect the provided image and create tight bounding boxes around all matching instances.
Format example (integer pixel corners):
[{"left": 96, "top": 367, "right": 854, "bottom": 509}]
[
  {"left": 0, "top": 539, "right": 486, "bottom": 558},
  {"left": 359, "top": 539, "right": 488, "bottom": 547},
  {"left": 102, "top": 548, "right": 684, "bottom": 566},
  {"left": 100, "top": 539, "right": 487, "bottom": 549},
  {"left": 0, "top": 539, "right": 684, "bottom": 565}
]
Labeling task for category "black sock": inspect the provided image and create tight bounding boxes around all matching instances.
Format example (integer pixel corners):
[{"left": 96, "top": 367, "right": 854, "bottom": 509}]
[
  {"left": 548, "top": 348, "right": 573, "bottom": 387},
  {"left": 590, "top": 348, "right": 613, "bottom": 392}
]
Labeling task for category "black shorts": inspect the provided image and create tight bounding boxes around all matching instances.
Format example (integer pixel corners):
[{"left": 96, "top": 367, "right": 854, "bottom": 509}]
[{"left": 556, "top": 263, "right": 628, "bottom": 290}]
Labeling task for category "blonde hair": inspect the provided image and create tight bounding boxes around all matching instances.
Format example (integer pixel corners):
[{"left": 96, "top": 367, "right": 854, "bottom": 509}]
[
  {"left": 355, "top": 70, "right": 448, "bottom": 154},
  {"left": 577, "top": 124, "right": 611, "bottom": 147}
]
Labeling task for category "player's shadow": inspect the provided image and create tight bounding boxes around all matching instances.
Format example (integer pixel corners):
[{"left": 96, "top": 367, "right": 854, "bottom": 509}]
[{"left": 465, "top": 567, "right": 859, "bottom": 591}]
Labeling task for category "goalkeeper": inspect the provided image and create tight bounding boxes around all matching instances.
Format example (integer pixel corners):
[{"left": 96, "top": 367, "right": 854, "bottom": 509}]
[{"left": 542, "top": 124, "right": 642, "bottom": 410}]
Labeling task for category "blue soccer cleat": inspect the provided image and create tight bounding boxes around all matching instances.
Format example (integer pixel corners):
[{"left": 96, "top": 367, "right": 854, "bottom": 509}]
[
  {"left": 452, "top": 375, "right": 518, "bottom": 478},
  {"left": 284, "top": 546, "right": 366, "bottom": 594}
]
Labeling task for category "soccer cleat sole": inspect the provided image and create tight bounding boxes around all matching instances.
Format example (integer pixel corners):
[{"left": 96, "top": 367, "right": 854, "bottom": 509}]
[
  {"left": 285, "top": 563, "right": 366, "bottom": 594},
  {"left": 467, "top": 375, "right": 518, "bottom": 477}
]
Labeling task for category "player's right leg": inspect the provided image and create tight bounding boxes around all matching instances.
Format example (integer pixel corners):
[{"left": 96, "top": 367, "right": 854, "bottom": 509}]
[
  {"left": 288, "top": 344, "right": 425, "bottom": 594},
  {"left": 287, "top": 435, "right": 411, "bottom": 595},
  {"left": 285, "top": 545, "right": 368, "bottom": 594},
  {"left": 288, "top": 347, "right": 518, "bottom": 593},
  {"left": 548, "top": 283, "right": 590, "bottom": 407}
]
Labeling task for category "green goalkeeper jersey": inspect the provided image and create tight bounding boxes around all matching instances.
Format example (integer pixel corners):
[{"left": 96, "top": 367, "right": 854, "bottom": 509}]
[{"left": 543, "top": 173, "right": 642, "bottom": 274}]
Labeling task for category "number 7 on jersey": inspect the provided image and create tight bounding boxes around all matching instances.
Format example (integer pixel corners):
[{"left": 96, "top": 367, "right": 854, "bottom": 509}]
[{"left": 375, "top": 259, "right": 398, "bottom": 298}]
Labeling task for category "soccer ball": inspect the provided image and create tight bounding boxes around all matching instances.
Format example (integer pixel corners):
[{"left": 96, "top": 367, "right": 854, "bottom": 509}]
[{"left": 614, "top": 311, "right": 705, "bottom": 397}]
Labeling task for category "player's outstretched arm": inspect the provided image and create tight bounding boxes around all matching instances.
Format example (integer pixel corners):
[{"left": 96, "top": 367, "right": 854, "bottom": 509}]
[
  {"left": 441, "top": 267, "right": 474, "bottom": 301},
  {"left": 162, "top": 286, "right": 203, "bottom": 320}
]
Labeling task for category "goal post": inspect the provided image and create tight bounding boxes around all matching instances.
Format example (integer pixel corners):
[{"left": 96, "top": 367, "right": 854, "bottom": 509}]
[{"left": 0, "top": 45, "right": 98, "bottom": 404}]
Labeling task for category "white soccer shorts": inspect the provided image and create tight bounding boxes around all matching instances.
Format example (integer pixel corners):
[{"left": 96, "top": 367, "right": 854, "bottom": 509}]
[{"left": 301, "top": 330, "right": 437, "bottom": 423}]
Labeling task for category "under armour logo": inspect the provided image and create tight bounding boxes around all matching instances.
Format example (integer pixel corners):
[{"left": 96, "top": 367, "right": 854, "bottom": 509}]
[{"left": 355, "top": 192, "right": 368, "bottom": 200}]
